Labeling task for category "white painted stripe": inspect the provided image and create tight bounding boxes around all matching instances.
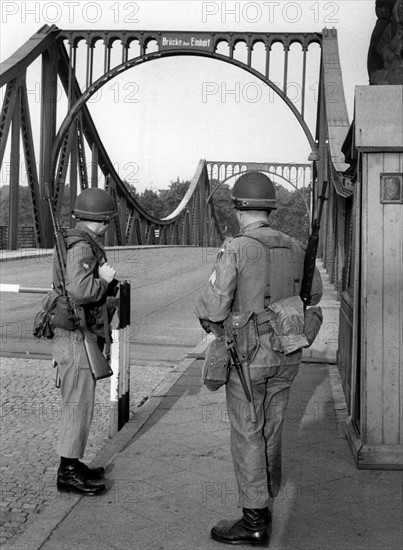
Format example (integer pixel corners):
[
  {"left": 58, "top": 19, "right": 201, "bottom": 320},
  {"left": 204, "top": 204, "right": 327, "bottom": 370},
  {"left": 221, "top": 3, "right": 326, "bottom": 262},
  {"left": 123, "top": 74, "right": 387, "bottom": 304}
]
[
  {"left": 0, "top": 284, "right": 20, "bottom": 293},
  {"left": 110, "top": 330, "right": 120, "bottom": 403}
]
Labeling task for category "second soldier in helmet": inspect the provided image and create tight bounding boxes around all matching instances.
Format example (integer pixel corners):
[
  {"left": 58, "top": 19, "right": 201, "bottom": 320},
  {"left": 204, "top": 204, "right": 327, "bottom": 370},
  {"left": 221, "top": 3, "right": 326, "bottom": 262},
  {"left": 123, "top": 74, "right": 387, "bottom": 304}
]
[{"left": 196, "top": 172, "right": 323, "bottom": 545}]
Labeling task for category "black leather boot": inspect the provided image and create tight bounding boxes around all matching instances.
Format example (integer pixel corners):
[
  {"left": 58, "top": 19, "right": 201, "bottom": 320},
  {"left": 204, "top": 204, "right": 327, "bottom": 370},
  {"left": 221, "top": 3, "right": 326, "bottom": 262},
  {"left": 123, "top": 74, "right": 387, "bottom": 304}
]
[
  {"left": 77, "top": 461, "right": 105, "bottom": 480},
  {"left": 211, "top": 507, "right": 271, "bottom": 545},
  {"left": 57, "top": 464, "right": 105, "bottom": 496}
]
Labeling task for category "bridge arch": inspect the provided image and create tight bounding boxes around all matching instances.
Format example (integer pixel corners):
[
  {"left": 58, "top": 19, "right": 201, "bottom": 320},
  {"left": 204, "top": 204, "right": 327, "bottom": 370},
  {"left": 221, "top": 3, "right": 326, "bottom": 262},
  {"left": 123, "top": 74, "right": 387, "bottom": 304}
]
[{"left": 52, "top": 46, "right": 316, "bottom": 174}]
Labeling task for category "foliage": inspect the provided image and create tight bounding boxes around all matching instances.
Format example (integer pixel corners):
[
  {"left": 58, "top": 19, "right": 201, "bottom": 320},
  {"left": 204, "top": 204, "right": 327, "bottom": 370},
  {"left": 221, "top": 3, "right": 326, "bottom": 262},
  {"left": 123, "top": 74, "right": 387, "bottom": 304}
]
[
  {"left": 0, "top": 179, "right": 311, "bottom": 244},
  {"left": 0, "top": 185, "right": 35, "bottom": 226},
  {"left": 138, "top": 188, "right": 166, "bottom": 219},
  {"left": 209, "top": 182, "right": 238, "bottom": 236},
  {"left": 159, "top": 178, "right": 190, "bottom": 216},
  {"left": 0, "top": 184, "right": 76, "bottom": 228},
  {"left": 125, "top": 182, "right": 140, "bottom": 202},
  {"left": 126, "top": 178, "right": 190, "bottom": 219},
  {"left": 269, "top": 185, "right": 311, "bottom": 244},
  {"left": 209, "top": 181, "right": 310, "bottom": 243}
]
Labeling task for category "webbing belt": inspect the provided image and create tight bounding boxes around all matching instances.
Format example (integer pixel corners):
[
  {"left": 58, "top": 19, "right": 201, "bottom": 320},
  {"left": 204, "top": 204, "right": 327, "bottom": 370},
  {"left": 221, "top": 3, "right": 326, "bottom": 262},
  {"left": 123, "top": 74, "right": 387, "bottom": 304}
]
[
  {"left": 255, "top": 310, "right": 271, "bottom": 336},
  {"left": 257, "top": 321, "right": 271, "bottom": 336}
]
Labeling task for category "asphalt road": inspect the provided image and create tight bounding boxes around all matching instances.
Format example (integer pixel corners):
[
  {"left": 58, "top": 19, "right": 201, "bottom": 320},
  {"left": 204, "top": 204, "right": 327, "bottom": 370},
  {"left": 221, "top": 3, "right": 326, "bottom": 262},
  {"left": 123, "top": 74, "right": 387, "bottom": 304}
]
[{"left": 0, "top": 246, "right": 217, "bottom": 361}]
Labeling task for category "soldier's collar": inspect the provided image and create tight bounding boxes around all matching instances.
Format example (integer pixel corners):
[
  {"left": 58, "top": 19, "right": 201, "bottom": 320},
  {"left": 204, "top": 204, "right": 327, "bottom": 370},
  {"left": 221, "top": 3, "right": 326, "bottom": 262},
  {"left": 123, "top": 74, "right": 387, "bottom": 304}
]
[{"left": 238, "top": 221, "right": 270, "bottom": 234}]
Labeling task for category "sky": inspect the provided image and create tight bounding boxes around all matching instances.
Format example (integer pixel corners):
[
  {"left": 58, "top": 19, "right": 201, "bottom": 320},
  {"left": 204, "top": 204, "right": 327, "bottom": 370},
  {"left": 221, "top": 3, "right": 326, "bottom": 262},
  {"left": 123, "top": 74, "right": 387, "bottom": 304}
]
[{"left": 0, "top": 0, "right": 376, "bottom": 192}]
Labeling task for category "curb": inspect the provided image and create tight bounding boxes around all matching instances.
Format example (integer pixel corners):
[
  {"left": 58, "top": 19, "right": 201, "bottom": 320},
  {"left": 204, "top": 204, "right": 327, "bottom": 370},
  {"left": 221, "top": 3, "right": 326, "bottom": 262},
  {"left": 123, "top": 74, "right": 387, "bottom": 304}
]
[
  {"left": 6, "top": 338, "right": 211, "bottom": 550},
  {"left": 0, "top": 245, "right": 205, "bottom": 263}
]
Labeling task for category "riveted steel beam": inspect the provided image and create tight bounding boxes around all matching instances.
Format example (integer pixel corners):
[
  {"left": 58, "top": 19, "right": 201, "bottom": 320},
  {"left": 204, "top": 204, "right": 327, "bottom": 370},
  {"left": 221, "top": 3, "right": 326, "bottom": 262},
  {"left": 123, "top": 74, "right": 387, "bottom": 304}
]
[
  {"left": 8, "top": 83, "right": 21, "bottom": 250},
  {"left": 0, "top": 82, "right": 18, "bottom": 167},
  {"left": 20, "top": 80, "right": 44, "bottom": 246}
]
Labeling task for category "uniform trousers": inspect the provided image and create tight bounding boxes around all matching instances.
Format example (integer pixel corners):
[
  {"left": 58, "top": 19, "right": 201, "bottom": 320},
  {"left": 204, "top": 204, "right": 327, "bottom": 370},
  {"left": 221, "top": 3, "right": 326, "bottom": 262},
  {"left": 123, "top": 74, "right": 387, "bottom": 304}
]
[
  {"left": 52, "top": 328, "right": 96, "bottom": 459},
  {"left": 225, "top": 363, "right": 299, "bottom": 509}
]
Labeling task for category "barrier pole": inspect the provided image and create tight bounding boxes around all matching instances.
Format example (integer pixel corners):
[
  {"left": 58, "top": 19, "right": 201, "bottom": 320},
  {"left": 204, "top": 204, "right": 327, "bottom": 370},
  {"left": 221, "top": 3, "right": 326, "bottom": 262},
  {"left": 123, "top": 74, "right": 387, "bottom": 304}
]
[{"left": 0, "top": 284, "right": 49, "bottom": 294}]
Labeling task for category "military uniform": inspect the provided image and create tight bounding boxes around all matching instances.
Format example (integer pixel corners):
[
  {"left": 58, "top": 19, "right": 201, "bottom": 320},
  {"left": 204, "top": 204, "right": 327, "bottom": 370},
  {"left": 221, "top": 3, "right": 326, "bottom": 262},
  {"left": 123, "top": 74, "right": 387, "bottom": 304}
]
[
  {"left": 196, "top": 221, "right": 323, "bottom": 509},
  {"left": 52, "top": 221, "right": 112, "bottom": 459},
  {"left": 48, "top": 188, "right": 117, "bottom": 496}
]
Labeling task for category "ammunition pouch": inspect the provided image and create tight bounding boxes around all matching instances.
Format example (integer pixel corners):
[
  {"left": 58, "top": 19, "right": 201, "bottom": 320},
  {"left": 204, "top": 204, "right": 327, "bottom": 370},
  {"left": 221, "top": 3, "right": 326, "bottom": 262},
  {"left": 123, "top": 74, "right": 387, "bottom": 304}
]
[
  {"left": 52, "top": 295, "right": 78, "bottom": 331},
  {"left": 255, "top": 297, "right": 323, "bottom": 355},
  {"left": 202, "top": 337, "right": 230, "bottom": 392},
  {"left": 224, "top": 311, "right": 260, "bottom": 364},
  {"left": 33, "top": 290, "right": 59, "bottom": 339}
]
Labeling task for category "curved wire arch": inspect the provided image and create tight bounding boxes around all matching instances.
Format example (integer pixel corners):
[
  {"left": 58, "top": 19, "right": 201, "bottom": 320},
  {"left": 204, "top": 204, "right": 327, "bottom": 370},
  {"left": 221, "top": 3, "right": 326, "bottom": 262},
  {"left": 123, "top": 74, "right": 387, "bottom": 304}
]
[{"left": 52, "top": 48, "right": 316, "bottom": 180}]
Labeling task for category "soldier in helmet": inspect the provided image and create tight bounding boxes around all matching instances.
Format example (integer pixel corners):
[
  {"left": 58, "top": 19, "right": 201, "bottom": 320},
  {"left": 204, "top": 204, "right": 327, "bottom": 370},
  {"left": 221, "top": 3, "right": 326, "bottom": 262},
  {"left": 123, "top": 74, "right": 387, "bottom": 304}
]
[
  {"left": 52, "top": 188, "right": 117, "bottom": 496},
  {"left": 195, "top": 172, "right": 323, "bottom": 545}
]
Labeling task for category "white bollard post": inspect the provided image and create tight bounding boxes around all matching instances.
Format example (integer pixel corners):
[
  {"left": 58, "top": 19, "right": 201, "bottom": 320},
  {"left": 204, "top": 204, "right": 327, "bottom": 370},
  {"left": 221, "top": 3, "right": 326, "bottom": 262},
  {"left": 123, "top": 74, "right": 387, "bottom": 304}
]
[{"left": 109, "top": 327, "right": 120, "bottom": 437}]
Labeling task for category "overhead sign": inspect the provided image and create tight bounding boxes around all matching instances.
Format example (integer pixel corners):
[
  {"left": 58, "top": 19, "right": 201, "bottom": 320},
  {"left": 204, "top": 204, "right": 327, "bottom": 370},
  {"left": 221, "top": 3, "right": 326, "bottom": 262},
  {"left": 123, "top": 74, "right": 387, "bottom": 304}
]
[{"left": 159, "top": 33, "right": 213, "bottom": 51}]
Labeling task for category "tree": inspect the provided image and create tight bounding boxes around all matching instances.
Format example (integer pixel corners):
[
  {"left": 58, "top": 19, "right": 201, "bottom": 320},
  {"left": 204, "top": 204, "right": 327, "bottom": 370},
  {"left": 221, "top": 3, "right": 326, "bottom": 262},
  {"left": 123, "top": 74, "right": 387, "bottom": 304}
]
[
  {"left": 124, "top": 181, "right": 140, "bottom": 203},
  {"left": 207, "top": 181, "right": 310, "bottom": 242},
  {"left": 138, "top": 188, "right": 165, "bottom": 219},
  {"left": 159, "top": 178, "right": 190, "bottom": 216},
  {"left": 209, "top": 182, "right": 238, "bottom": 237},
  {"left": 269, "top": 185, "right": 310, "bottom": 244},
  {"left": 0, "top": 185, "right": 35, "bottom": 226}
]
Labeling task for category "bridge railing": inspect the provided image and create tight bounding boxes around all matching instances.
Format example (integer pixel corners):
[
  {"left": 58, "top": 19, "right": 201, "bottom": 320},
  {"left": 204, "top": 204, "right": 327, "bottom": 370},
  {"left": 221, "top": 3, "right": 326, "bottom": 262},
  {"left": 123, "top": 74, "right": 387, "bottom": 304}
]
[
  {"left": 316, "top": 29, "right": 358, "bottom": 422},
  {"left": 314, "top": 28, "right": 354, "bottom": 298}
]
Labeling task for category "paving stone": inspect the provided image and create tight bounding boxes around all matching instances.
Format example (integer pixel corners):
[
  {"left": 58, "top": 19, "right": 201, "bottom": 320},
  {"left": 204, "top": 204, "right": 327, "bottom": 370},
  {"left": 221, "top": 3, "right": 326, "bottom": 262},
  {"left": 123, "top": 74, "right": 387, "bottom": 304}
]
[{"left": 0, "top": 357, "right": 170, "bottom": 546}]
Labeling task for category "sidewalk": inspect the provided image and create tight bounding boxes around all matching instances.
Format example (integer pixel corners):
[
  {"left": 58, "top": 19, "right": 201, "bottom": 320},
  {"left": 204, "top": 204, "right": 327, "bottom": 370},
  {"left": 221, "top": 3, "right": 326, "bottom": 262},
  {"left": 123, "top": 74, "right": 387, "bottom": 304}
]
[{"left": 7, "top": 269, "right": 403, "bottom": 550}]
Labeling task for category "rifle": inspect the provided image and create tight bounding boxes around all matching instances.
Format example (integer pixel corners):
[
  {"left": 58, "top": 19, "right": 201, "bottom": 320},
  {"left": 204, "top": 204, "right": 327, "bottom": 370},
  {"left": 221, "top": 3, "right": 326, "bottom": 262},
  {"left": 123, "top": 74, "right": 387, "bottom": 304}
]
[
  {"left": 225, "top": 337, "right": 257, "bottom": 423},
  {"left": 44, "top": 183, "right": 113, "bottom": 381},
  {"left": 300, "top": 179, "right": 328, "bottom": 307}
]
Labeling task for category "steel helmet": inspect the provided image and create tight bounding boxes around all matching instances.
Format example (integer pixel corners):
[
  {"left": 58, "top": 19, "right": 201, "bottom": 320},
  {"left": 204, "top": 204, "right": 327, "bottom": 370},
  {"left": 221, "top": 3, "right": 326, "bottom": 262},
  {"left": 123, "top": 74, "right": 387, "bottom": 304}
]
[
  {"left": 73, "top": 188, "right": 117, "bottom": 221},
  {"left": 231, "top": 172, "right": 277, "bottom": 210}
]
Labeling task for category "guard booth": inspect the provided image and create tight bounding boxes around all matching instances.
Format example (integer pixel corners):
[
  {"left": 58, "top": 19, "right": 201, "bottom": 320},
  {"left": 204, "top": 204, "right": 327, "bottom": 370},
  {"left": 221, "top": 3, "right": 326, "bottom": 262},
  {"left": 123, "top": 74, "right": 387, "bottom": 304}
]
[{"left": 340, "top": 85, "right": 403, "bottom": 469}]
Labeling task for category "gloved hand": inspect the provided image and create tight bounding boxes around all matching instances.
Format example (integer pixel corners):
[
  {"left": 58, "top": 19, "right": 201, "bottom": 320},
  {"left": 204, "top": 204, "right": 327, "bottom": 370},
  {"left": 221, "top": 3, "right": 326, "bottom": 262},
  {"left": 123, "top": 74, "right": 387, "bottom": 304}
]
[
  {"left": 199, "top": 319, "right": 225, "bottom": 339},
  {"left": 199, "top": 319, "right": 213, "bottom": 333}
]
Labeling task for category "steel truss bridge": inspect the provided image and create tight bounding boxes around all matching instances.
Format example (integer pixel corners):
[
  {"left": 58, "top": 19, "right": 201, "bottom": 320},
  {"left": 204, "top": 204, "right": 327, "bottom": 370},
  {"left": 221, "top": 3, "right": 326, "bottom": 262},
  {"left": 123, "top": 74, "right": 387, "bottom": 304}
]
[{"left": 1, "top": 25, "right": 352, "bottom": 293}]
